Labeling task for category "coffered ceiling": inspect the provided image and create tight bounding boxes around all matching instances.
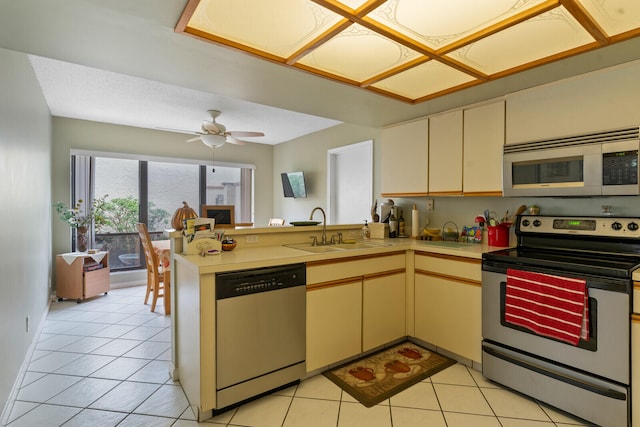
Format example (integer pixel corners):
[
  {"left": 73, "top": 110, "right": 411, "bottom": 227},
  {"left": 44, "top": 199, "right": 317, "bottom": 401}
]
[{"left": 177, "top": 0, "right": 640, "bottom": 103}]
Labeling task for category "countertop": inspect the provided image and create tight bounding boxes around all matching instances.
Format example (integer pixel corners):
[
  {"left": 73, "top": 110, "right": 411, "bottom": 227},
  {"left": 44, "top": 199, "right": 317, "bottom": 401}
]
[{"left": 174, "top": 237, "right": 511, "bottom": 274}]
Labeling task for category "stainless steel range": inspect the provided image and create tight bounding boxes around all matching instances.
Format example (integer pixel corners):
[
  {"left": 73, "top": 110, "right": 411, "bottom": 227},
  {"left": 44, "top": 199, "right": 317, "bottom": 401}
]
[{"left": 482, "top": 215, "right": 640, "bottom": 427}]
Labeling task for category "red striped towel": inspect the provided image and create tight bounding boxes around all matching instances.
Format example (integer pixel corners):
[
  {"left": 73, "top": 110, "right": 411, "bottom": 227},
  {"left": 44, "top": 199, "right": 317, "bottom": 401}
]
[{"left": 505, "top": 269, "right": 589, "bottom": 346}]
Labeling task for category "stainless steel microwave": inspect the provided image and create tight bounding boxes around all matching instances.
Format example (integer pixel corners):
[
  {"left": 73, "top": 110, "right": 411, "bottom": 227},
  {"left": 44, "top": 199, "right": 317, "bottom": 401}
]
[{"left": 503, "top": 127, "right": 640, "bottom": 197}]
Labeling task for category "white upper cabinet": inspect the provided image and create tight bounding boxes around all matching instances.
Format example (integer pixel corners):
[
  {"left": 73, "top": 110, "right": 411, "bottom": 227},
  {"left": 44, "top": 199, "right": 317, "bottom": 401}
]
[
  {"left": 463, "top": 100, "right": 505, "bottom": 196},
  {"left": 428, "top": 110, "right": 463, "bottom": 195},
  {"left": 506, "top": 61, "right": 640, "bottom": 144},
  {"left": 380, "top": 118, "right": 429, "bottom": 197}
]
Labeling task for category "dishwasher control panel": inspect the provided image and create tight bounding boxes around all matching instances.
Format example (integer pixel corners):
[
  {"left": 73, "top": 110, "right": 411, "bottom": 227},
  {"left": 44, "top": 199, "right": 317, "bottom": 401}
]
[{"left": 215, "top": 263, "right": 306, "bottom": 299}]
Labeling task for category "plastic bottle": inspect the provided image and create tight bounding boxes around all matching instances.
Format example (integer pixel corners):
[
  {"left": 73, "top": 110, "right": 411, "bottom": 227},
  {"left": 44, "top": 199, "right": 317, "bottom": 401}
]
[{"left": 362, "top": 220, "right": 370, "bottom": 240}]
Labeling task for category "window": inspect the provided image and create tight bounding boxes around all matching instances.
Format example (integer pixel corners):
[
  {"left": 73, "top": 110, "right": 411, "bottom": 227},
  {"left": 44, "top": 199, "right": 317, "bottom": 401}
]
[
  {"left": 72, "top": 153, "right": 254, "bottom": 271},
  {"left": 147, "top": 161, "right": 200, "bottom": 232}
]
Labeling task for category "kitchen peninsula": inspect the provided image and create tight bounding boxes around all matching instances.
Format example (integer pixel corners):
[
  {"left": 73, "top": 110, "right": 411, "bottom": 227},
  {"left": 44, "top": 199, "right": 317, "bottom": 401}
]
[{"left": 167, "top": 223, "right": 501, "bottom": 421}]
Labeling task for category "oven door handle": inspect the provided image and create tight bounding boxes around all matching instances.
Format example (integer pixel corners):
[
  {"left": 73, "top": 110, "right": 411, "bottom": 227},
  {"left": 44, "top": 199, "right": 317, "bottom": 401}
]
[{"left": 482, "top": 344, "right": 627, "bottom": 401}]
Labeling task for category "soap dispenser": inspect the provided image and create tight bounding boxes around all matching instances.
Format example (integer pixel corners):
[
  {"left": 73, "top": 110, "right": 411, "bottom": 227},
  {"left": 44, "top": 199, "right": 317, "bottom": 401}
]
[{"left": 362, "top": 220, "right": 370, "bottom": 240}]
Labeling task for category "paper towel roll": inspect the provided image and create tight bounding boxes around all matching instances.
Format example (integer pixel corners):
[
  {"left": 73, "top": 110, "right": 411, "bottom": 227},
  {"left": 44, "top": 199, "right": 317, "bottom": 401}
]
[{"left": 411, "top": 207, "right": 419, "bottom": 237}]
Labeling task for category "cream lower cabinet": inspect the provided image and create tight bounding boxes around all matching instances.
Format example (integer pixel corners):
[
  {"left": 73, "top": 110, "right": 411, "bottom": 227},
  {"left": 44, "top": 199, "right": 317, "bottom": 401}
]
[
  {"left": 414, "top": 252, "right": 482, "bottom": 363},
  {"left": 306, "top": 278, "right": 362, "bottom": 372},
  {"left": 306, "top": 252, "right": 406, "bottom": 372},
  {"left": 362, "top": 270, "right": 406, "bottom": 352}
]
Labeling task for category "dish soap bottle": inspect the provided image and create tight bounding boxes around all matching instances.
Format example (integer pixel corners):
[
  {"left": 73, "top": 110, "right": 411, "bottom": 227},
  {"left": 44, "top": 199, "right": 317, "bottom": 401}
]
[{"left": 362, "top": 220, "right": 370, "bottom": 240}]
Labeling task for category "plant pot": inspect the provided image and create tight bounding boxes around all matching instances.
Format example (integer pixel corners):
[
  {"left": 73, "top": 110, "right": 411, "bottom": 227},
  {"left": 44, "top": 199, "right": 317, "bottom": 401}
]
[{"left": 76, "top": 226, "right": 88, "bottom": 252}]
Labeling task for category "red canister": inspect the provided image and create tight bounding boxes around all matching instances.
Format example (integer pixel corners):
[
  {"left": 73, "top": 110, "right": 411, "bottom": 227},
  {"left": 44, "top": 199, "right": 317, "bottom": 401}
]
[{"left": 487, "top": 223, "right": 511, "bottom": 247}]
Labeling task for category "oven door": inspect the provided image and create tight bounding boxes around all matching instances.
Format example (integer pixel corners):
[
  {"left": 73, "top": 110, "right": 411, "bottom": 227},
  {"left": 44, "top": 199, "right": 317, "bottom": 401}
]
[{"left": 482, "top": 269, "right": 630, "bottom": 384}]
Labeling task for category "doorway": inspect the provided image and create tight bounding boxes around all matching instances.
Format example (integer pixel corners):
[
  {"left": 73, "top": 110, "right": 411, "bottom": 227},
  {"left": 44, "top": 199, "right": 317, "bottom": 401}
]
[{"left": 327, "top": 140, "right": 373, "bottom": 224}]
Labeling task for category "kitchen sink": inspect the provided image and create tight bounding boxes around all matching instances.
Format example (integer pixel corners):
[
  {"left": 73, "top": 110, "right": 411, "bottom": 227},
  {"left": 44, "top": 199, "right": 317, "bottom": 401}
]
[
  {"left": 286, "top": 240, "right": 392, "bottom": 253},
  {"left": 285, "top": 243, "right": 345, "bottom": 253},
  {"left": 334, "top": 241, "right": 393, "bottom": 249}
]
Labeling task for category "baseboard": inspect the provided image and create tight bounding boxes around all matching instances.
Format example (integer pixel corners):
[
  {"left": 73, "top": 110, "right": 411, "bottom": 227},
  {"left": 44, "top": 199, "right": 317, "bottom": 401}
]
[{"left": 0, "top": 303, "right": 50, "bottom": 425}]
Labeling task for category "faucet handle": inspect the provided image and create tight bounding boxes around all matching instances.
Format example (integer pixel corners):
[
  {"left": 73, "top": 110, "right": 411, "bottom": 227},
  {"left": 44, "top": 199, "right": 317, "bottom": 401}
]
[
  {"left": 310, "top": 236, "right": 318, "bottom": 246},
  {"left": 337, "top": 231, "right": 343, "bottom": 243}
]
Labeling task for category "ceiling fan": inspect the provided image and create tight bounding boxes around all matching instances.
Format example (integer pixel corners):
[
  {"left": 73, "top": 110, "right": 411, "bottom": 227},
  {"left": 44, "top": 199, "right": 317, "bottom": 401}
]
[{"left": 187, "top": 110, "right": 264, "bottom": 148}]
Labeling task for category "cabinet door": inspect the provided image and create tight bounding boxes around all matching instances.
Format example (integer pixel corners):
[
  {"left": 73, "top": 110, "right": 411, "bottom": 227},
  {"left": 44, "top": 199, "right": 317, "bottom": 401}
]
[
  {"left": 380, "top": 118, "right": 428, "bottom": 197},
  {"left": 463, "top": 101, "right": 504, "bottom": 196},
  {"left": 633, "top": 315, "right": 640, "bottom": 427},
  {"left": 306, "top": 280, "right": 362, "bottom": 372},
  {"left": 84, "top": 268, "right": 110, "bottom": 298},
  {"left": 55, "top": 256, "right": 84, "bottom": 300},
  {"left": 506, "top": 61, "right": 640, "bottom": 144},
  {"left": 362, "top": 271, "right": 406, "bottom": 352},
  {"left": 414, "top": 272, "right": 482, "bottom": 363},
  {"left": 428, "top": 110, "right": 463, "bottom": 195}
]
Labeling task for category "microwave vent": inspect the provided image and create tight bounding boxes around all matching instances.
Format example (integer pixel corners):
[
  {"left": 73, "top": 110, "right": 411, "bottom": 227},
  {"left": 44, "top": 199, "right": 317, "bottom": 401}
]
[{"left": 504, "top": 126, "right": 639, "bottom": 154}]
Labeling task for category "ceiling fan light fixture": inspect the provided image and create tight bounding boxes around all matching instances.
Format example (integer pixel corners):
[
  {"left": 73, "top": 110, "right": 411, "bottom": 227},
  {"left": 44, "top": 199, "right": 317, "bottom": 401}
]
[{"left": 200, "top": 133, "right": 226, "bottom": 148}]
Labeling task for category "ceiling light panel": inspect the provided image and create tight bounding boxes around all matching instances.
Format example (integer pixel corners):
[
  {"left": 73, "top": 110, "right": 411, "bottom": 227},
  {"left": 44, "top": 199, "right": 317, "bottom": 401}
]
[
  {"left": 367, "top": 0, "right": 549, "bottom": 50},
  {"left": 371, "top": 60, "right": 477, "bottom": 100},
  {"left": 446, "top": 6, "right": 595, "bottom": 75},
  {"left": 188, "top": 0, "right": 342, "bottom": 58},
  {"left": 177, "top": 0, "right": 640, "bottom": 103},
  {"left": 296, "top": 23, "right": 423, "bottom": 82},
  {"left": 577, "top": 0, "right": 640, "bottom": 36}
]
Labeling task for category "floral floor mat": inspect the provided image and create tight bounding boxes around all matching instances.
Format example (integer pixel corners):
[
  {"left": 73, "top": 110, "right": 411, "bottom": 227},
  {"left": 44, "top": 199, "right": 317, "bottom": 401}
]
[{"left": 323, "top": 341, "right": 456, "bottom": 407}]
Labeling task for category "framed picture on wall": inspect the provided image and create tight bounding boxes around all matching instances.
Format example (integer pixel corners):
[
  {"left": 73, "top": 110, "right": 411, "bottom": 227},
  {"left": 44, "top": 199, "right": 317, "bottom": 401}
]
[{"left": 201, "top": 205, "right": 235, "bottom": 228}]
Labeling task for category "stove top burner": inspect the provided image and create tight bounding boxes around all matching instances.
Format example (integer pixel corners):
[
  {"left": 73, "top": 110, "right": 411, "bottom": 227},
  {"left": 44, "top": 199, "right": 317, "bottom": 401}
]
[
  {"left": 484, "top": 247, "right": 640, "bottom": 279},
  {"left": 483, "top": 215, "right": 640, "bottom": 280}
]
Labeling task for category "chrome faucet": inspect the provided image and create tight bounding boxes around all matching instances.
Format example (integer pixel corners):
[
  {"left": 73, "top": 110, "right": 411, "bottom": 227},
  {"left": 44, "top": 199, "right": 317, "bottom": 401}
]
[{"left": 309, "top": 207, "right": 327, "bottom": 245}]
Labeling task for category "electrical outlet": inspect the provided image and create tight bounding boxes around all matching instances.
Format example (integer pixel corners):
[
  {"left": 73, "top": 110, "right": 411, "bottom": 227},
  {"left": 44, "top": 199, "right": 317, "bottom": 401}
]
[
  {"left": 426, "top": 198, "right": 434, "bottom": 211},
  {"left": 245, "top": 235, "right": 259, "bottom": 243}
]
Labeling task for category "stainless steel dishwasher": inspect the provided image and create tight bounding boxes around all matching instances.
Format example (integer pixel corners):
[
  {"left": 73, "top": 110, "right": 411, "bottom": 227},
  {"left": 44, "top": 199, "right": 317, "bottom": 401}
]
[{"left": 215, "top": 263, "right": 306, "bottom": 410}]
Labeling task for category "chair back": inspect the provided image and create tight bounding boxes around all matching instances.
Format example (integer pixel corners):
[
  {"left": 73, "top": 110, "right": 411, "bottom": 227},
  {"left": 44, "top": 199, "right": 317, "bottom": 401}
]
[{"left": 136, "top": 223, "right": 160, "bottom": 278}]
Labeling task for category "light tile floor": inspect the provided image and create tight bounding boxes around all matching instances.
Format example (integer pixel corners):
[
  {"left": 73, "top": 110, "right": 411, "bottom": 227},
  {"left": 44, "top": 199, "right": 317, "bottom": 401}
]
[{"left": 4, "top": 285, "right": 595, "bottom": 426}]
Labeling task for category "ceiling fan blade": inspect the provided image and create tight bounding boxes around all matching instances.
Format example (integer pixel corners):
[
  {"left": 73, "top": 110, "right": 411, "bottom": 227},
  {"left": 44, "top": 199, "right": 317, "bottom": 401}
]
[
  {"left": 202, "top": 122, "right": 221, "bottom": 133},
  {"left": 156, "top": 127, "right": 197, "bottom": 135},
  {"left": 228, "top": 131, "right": 264, "bottom": 137},
  {"left": 226, "top": 135, "right": 247, "bottom": 145}
]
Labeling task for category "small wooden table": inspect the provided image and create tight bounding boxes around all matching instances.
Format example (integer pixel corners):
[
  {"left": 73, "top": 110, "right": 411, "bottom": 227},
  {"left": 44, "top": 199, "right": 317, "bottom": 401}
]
[
  {"left": 152, "top": 240, "right": 171, "bottom": 268},
  {"left": 56, "top": 252, "right": 110, "bottom": 303}
]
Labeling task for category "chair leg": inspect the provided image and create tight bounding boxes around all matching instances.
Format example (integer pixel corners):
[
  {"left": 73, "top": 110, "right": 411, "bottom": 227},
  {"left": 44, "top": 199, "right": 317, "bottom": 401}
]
[
  {"left": 150, "top": 277, "right": 159, "bottom": 313},
  {"left": 144, "top": 271, "right": 152, "bottom": 305},
  {"left": 163, "top": 271, "right": 171, "bottom": 315}
]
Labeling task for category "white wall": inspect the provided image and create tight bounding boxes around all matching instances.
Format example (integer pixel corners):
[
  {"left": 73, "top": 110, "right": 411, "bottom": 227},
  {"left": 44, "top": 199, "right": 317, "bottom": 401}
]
[
  {"left": 273, "top": 123, "right": 381, "bottom": 225},
  {"left": 0, "top": 48, "right": 52, "bottom": 414}
]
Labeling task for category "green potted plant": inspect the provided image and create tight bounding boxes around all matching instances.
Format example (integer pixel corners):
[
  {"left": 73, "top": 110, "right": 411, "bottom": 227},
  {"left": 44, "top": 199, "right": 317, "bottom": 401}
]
[{"left": 55, "top": 195, "right": 108, "bottom": 252}]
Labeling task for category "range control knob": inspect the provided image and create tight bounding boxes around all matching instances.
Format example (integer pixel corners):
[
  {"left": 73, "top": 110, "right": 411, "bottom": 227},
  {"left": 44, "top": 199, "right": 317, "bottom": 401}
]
[
  {"left": 521, "top": 219, "right": 530, "bottom": 227},
  {"left": 611, "top": 221, "right": 623, "bottom": 231},
  {"left": 628, "top": 222, "right": 639, "bottom": 231},
  {"left": 533, "top": 220, "right": 542, "bottom": 227}
]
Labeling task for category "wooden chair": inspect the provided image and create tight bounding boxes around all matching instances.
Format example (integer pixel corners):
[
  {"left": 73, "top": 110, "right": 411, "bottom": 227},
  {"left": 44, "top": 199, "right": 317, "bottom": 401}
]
[
  {"left": 268, "top": 218, "right": 285, "bottom": 226},
  {"left": 136, "top": 223, "right": 170, "bottom": 314}
]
